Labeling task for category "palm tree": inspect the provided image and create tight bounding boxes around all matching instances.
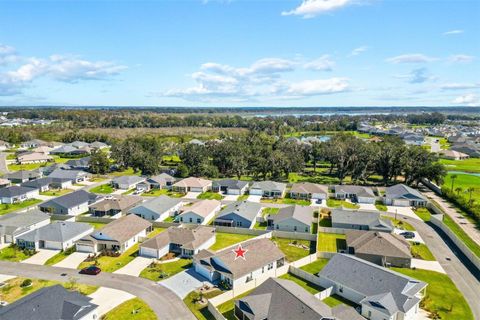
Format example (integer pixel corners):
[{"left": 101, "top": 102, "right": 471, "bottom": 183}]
[
  {"left": 467, "top": 187, "right": 475, "bottom": 206},
  {"left": 450, "top": 174, "right": 457, "bottom": 192},
  {"left": 455, "top": 187, "right": 462, "bottom": 195}
]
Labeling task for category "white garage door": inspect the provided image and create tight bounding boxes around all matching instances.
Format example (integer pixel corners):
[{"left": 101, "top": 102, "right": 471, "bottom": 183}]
[{"left": 76, "top": 244, "right": 95, "bottom": 253}]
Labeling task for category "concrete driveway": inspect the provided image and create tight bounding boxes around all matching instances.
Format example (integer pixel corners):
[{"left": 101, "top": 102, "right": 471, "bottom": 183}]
[
  {"left": 88, "top": 287, "right": 134, "bottom": 316},
  {"left": 358, "top": 203, "right": 377, "bottom": 211},
  {"left": 386, "top": 206, "right": 421, "bottom": 221},
  {"left": 411, "top": 259, "right": 446, "bottom": 274},
  {"left": 53, "top": 252, "right": 89, "bottom": 269},
  {"left": 223, "top": 194, "right": 239, "bottom": 201},
  {"left": 393, "top": 228, "right": 424, "bottom": 243},
  {"left": 35, "top": 194, "right": 55, "bottom": 201},
  {"left": 183, "top": 192, "right": 200, "bottom": 199},
  {"left": 160, "top": 269, "right": 211, "bottom": 299},
  {"left": 22, "top": 249, "right": 60, "bottom": 265},
  {"left": 247, "top": 195, "right": 262, "bottom": 203},
  {"left": 114, "top": 257, "right": 153, "bottom": 277}
]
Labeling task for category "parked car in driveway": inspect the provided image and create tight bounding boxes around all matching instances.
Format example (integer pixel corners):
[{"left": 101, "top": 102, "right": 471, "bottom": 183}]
[
  {"left": 79, "top": 266, "right": 101, "bottom": 275},
  {"left": 400, "top": 231, "right": 415, "bottom": 239}
]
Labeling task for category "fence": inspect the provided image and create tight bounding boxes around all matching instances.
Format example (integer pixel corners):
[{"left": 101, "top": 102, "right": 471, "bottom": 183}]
[
  {"left": 51, "top": 214, "right": 76, "bottom": 221},
  {"left": 422, "top": 178, "right": 442, "bottom": 195},
  {"left": 289, "top": 265, "right": 333, "bottom": 300},
  {"left": 207, "top": 301, "right": 226, "bottom": 320},
  {"left": 272, "top": 231, "right": 318, "bottom": 241},
  {"left": 317, "top": 226, "right": 347, "bottom": 234},
  {"left": 316, "top": 251, "right": 336, "bottom": 259}
]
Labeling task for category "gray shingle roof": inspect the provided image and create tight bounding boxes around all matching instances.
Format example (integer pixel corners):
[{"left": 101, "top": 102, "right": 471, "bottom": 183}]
[
  {"left": 0, "top": 186, "right": 36, "bottom": 197},
  {"left": 112, "top": 175, "right": 146, "bottom": 185},
  {"left": 212, "top": 179, "right": 248, "bottom": 190},
  {"left": 385, "top": 184, "right": 427, "bottom": 201},
  {"left": 65, "top": 157, "right": 91, "bottom": 168},
  {"left": 332, "top": 209, "right": 393, "bottom": 232},
  {"left": 141, "top": 226, "right": 215, "bottom": 251},
  {"left": 334, "top": 185, "right": 375, "bottom": 198},
  {"left": 0, "top": 210, "right": 50, "bottom": 237},
  {"left": 40, "top": 190, "right": 99, "bottom": 210},
  {"left": 0, "top": 284, "right": 97, "bottom": 320},
  {"left": 216, "top": 201, "right": 262, "bottom": 222},
  {"left": 21, "top": 177, "right": 53, "bottom": 189},
  {"left": 346, "top": 230, "right": 412, "bottom": 259},
  {"left": 90, "top": 214, "right": 152, "bottom": 243},
  {"left": 270, "top": 205, "right": 313, "bottom": 226},
  {"left": 129, "top": 195, "right": 183, "bottom": 216},
  {"left": 290, "top": 182, "right": 328, "bottom": 195},
  {"left": 4, "top": 170, "right": 41, "bottom": 181},
  {"left": 319, "top": 254, "right": 426, "bottom": 316},
  {"left": 250, "top": 180, "right": 286, "bottom": 192},
  {"left": 18, "top": 221, "right": 93, "bottom": 243},
  {"left": 47, "top": 169, "right": 88, "bottom": 181}
]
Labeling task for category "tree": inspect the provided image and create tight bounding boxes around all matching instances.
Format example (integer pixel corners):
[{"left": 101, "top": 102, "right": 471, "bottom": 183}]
[
  {"left": 89, "top": 149, "right": 110, "bottom": 174},
  {"left": 455, "top": 187, "right": 463, "bottom": 195},
  {"left": 450, "top": 174, "right": 458, "bottom": 192}
]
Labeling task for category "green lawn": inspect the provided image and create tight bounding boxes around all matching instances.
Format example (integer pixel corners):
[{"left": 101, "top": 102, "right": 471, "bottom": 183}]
[
  {"left": 414, "top": 207, "right": 432, "bottom": 222},
  {"left": 326, "top": 198, "right": 360, "bottom": 209},
  {"left": 443, "top": 172, "right": 480, "bottom": 207},
  {"left": 0, "top": 245, "right": 35, "bottom": 262},
  {"left": 109, "top": 167, "right": 141, "bottom": 176},
  {"left": 375, "top": 201, "right": 387, "bottom": 211},
  {"left": 383, "top": 216, "right": 415, "bottom": 231},
  {"left": 208, "top": 232, "right": 256, "bottom": 251},
  {"left": 40, "top": 189, "right": 73, "bottom": 197},
  {"left": 140, "top": 259, "right": 192, "bottom": 281},
  {"left": 323, "top": 294, "right": 358, "bottom": 308},
  {"left": 237, "top": 194, "right": 248, "bottom": 201},
  {"left": 410, "top": 243, "right": 436, "bottom": 261},
  {"left": 262, "top": 207, "right": 279, "bottom": 217},
  {"left": 318, "top": 218, "right": 332, "bottom": 227},
  {"left": 439, "top": 158, "right": 480, "bottom": 173},
  {"left": 197, "top": 191, "right": 224, "bottom": 200},
  {"left": 261, "top": 197, "right": 311, "bottom": 206},
  {"left": 392, "top": 268, "right": 473, "bottom": 320},
  {"left": 279, "top": 273, "right": 323, "bottom": 294},
  {"left": 317, "top": 232, "right": 346, "bottom": 252},
  {"left": 0, "top": 199, "right": 42, "bottom": 216},
  {"left": 217, "top": 290, "right": 252, "bottom": 319},
  {"left": 122, "top": 188, "right": 136, "bottom": 195},
  {"left": 45, "top": 248, "right": 76, "bottom": 266},
  {"left": 183, "top": 290, "right": 222, "bottom": 320},
  {"left": 299, "top": 258, "right": 329, "bottom": 274},
  {"left": 142, "top": 189, "right": 185, "bottom": 197},
  {"left": 443, "top": 214, "right": 480, "bottom": 258},
  {"left": 272, "top": 238, "right": 313, "bottom": 262},
  {"left": 86, "top": 221, "right": 108, "bottom": 230},
  {"left": 89, "top": 183, "right": 114, "bottom": 194},
  {"left": 8, "top": 163, "right": 49, "bottom": 171},
  {"left": 102, "top": 298, "right": 157, "bottom": 320},
  {"left": 253, "top": 221, "right": 267, "bottom": 230}
]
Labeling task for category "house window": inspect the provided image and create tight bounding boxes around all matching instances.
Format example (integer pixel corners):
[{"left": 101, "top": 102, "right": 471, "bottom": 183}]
[
  {"left": 189, "top": 218, "right": 192, "bottom": 223},
  {"left": 197, "top": 218, "right": 201, "bottom": 224},
  {"left": 294, "top": 226, "right": 297, "bottom": 231},
  {"left": 236, "top": 221, "right": 242, "bottom": 227},
  {"left": 305, "top": 227, "right": 308, "bottom": 232},
  {"left": 246, "top": 273, "right": 253, "bottom": 283},
  {"left": 339, "top": 286, "right": 343, "bottom": 293},
  {"left": 276, "top": 225, "right": 279, "bottom": 229},
  {"left": 267, "top": 262, "right": 273, "bottom": 270}
]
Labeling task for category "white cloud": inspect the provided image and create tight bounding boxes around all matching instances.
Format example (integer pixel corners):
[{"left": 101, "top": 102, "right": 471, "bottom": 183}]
[
  {"left": 452, "top": 93, "right": 479, "bottom": 106},
  {"left": 386, "top": 54, "right": 437, "bottom": 64},
  {"left": 395, "top": 68, "right": 434, "bottom": 84},
  {"left": 440, "top": 83, "right": 480, "bottom": 90},
  {"left": 443, "top": 29, "right": 464, "bottom": 35},
  {"left": 282, "top": 0, "right": 354, "bottom": 18},
  {"left": 304, "top": 55, "right": 335, "bottom": 71},
  {"left": 449, "top": 54, "right": 475, "bottom": 63},
  {"left": 285, "top": 78, "right": 350, "bottom": 96},
  {"left": 0, "top": 44, "right": 18, "bottom": 65},
  {"left": 349, "top": 46, "right": 368, "bottom": 56}
]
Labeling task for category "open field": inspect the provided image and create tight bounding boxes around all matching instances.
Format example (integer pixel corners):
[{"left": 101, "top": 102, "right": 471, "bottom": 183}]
[{"left": 439, "top": 158, "right": 480, "bottom": 174}]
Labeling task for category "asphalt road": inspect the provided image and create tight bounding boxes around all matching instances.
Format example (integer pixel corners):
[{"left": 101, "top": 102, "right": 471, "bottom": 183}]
[
  {"left": 0, "top": 261, "right": 196, "bottom": 320},
  {"left": 387, "top": 212, "right": 480, "bottom": 319}
]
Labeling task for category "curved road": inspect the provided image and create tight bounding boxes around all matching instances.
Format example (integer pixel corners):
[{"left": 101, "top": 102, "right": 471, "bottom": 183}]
[
  {"left": 0, "top": 261, "right": 195, "bottom": 320},
  {"left": 386, "top": 212, "right": 480, "bottom": 319}
]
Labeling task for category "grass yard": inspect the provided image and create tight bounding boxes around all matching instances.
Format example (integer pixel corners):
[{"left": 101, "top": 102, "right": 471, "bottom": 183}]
[
  {"left": 40, "top": 188, "right": 73, "bottom": 197},
  {"left": 410, "top": 243, "right": 436, "bottom": 261},
  {"left": 414, "top": 207, "right": 432, "bottom": 222},
  {"left": 0, "top": 277, "right": 97, "bottom": 303},
  {"left": 208, "top": 232, "right": 256, "bottom": 251},
  {"left": 197, "top": 191, "right": 224, "bottom": 200},
  {"left": 262, "top": 207, "right": 279, "bottom": 217},
  {"left": 89, "top": 183, "right": 114, "bottom": 194},
  {"left": 323, "top": 294, "right": 358, "bottom": 308},
  {"left": 253, "top": 221, "right": 267, "bottom": 230},
  {"left": 299, "top": 258, "right": 329, "bottom": 274},
  {"left": 443, "top": 214, "right": 480, "bottom": 258},
  {"left": 8, "top": 163, "right": 48, "bottom": 171},
  {"left": 326, "top": 198, "right": 360, "bottom": 209},
  {"left": 383, "top": 216, "right": 415, "bottom": 231},
  {"left": 183, "top": 290, "right": 222, "bottom": 320},
  {"left": 279, "top": 273, "right": 323, "bottom": 294},
  {"left": 140, "top": 259, "right": 192, "bottom": 281},
  {"left": 261, "top": 197, "right": 311, "bottom": 206},
  {"left": 109, "top": 167, "right": 141, "bottom": 176},
  {"left": 443, "top": 172, "right": 480, "bottom": 205},
  {"left": 122, "top": 188, "right": 136, "bottom": 195},
  {"left": 102, "top": 298, "right": 156, "bottom": 320},
  {"left": 271, "top": 238, "right": 313, "bottom": 262},
  {"left": 317, "top": 232, "right": 346, "bottom": 252},
  {"left": 86, "top": 221, "right": 108, "bottom": 230},
  {"left": 439, "top": 158, "right": 480, "bottom": 174},
  {"left": 0, "top": 245, "right": 35, "bottom": 262},
  {"left": 142, "top": 189, "right": 185, "bottom": 197},
  {"left": 237, "top": 194, "right": 248, "bottom": 201},
  {"left": 44, "top": 248, "right": 76, "bottom": 266},
  {"left": 217, "top": 290, "right": 253, "bottom": 319},
  {"left": 392, "top": 268, "right": 473, "bottom": 320},
  {"left": 375, "top": 201, "right": 387, "bottom": 211},
  {"left": 318, "top": 218, "right": 332, "bottom": 227},
  {"left": 0, "top": 199, "right": 42, "bottom": 216}
]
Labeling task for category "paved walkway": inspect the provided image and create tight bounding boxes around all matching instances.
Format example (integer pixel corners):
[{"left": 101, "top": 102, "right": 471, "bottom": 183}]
[
  {"left": 223, "top": 194, "right": 239, "bottom": 201},
  {"left": 386, "top": 206, "right": 421, "bottom": 221},
  {"left": 0, "top": 152, "right": 9, "bottom": 174},
  {"left": 423, "top": 190, "right": 480, "bottom": 246},
  {"left": 22, "top": 249, "right": 60, "bottom": 265},
  {"left": 88, "top": 287, "right": 134, "bottom": 316},
  {"left": 114, "top": 257, "right": 153, "bottom": 277},
  {"left": 183, "top": 192, "right": 199, "bottom": 199},
  {"left": 411, "top": 259, "right": 446, "bottom": 274},
  {"left": 53, "top": 252, "right": 89, "bottom": 269},
  {"left": 160, "top": 269, "right": 211, "bottom": 299},
  {"left": 247, "top": 195, "right": 262, "bottom": 203},
  {"left": 358, "top": 203, "right": 377, "bottom": 211}
]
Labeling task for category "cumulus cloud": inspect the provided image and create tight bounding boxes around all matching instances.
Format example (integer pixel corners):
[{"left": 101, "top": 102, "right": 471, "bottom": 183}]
[
  {"left": 443, "top": 29, "right": 464, "bottom": 35},
  {"left": 349, "top": 46, "right": 368, "bottom": 56},
  {"left": 0, "top": 44, "right": 126, "bottom": 96},
  {"left": 440, "top": 83, "right": 480, "bottom": 90},
  {"left": 395, "top": 68, "right": 434, "bottom": 84},
  {"left": 449, "top": 54, "right": 475, "bottom": 63},
  {"left": 162, "top": 57, "right": 350, "bottom": 102},
  {"left": 452, "top": 93, "right": 479, "bottom": 106},
  {"left": 386, "top": 54, "right": 437, "bottom": 64},
  {"left": 282, "top": 0, "right": 355, "bottom": 18}
]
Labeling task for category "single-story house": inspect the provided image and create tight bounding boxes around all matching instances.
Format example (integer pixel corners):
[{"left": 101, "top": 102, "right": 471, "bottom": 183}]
[
  {"left": 331, "top": 209, "right": 394, "bottom": 233},
  {"left": 137, "top": 173, "right": 176, "bottom": 191},
  {"left": 49, "top": 177, "right": 73, "bottom": 189},
  {"left": 70, "top": 141, "right": 90, "bottom": 149},
  {"left": 32, "top": 145, "right": 54, "bottom": 154},
  {"left": 317, "top": 254, "right": 427, "bottom": 320},
  {"left": 249, "top": 181, "right": 287, "bottom": 198},
  {"left": 0, "top": 186, "right": 39, "bottom": 204},
  {"left": 89, "top": 195, "right": 144, "bottom": 218},
  {"left": 41, "top": 163, "right": 71, "bottom": 176},
  {"left": 129, "top": 195, "right": 184, "bottom": 221},
  {"left": 438, "top": 149, "right": 470, "bottom": 160},
  {"left": 268, "top": 205, "right": 313, "bottom": 233},
  {"left": 47, "top": 169, "right": 90, "bottom": 184},
  {"left": 0, "top": 285, "right": 98, "bottom": 320},
  {"left": 0, "top": 178, "right": 10, "bottom": 188},
  {"left": 140, "top": 225, "right": 216, "bottom": 258},
  {"left": 111, "top": 175, "right": 146, "bottom": 190},
  {"left": 20, "top": 139, "right": 49, "bottom": 149},
  {"left": 76, "top": 214, "right": 152, "bottom": 254},
  {"left": 346, "top": 230, "right": 412, "bottom": 268},
  {"left": 384, "top": 184, "right": 428, "bottom": 207},
  {"left": 16, "top": 221, "right": 93, "bottom": 250},
  {"left": 0, "top": 210, "right": 50, "bottom": 245},
  {"left": 4, "top": 170, "right": 42, "bottom": 184},
  {"left": 39, "top": 190, "right": 100, "bottom": 216},
  {"left": 21, "top": 177, "right": 54, "bottom": 192},
  {"left": 172, "top": 177, "right": 212, "bottom": 193},
  {"left": 89, "top": 141, "right": 108, "bottom": 149},
  {"left": 214, "top": 201, "right": 262, "bottom": 229},
  {"left": 334, "top": 185, "right": 376, "bottom": 204},
  {"left": 194, "top": 238, "right": 286, "bottom": 289},
  {"left": 16, "top": 152, "right": 53, "bottom": 164},
  {"left": 289, "top": 182, "right": 328, "bottom": 200},
  {"left": 65, "top": 156, "right": 91, "bottom": 170},
  {"left": 234, "top": 277, "right": 363, "bottom": 320},
  {"left": 50, "top": 145, "right": 77, "bottom": 155},
  {"left": 212, "top": 179, "right": 249, "bottom": 195},
  {"left": 177, "top": 199, "right": 221, "bottom": 225}
]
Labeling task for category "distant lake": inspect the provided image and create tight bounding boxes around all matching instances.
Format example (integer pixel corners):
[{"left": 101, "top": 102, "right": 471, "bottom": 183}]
[{"left": 447, "top": 171, "right": 480, "bottom": 177}]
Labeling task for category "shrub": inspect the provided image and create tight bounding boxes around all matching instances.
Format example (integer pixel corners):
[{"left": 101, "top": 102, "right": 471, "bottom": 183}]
[{"left": 20, "top": 279, "right": 32, "bottom": 288}]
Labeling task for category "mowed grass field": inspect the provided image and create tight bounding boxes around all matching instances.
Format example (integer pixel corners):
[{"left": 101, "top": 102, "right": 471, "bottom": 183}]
[
  {"left": 439, "top": 158, "right": 480, "bottom": 173},
  {"left": 443, "top": 173, "right": 480, "bottom": 200}
]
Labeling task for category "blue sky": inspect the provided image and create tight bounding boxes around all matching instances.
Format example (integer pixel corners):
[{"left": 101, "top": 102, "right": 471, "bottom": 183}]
[{"left": 0, "top": 0, "right": 479, "bottom": 107}]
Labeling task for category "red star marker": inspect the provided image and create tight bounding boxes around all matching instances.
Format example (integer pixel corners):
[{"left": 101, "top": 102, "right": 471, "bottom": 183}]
[{"left": 232, "top": 244, "right": 248, "bottom": 260}]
